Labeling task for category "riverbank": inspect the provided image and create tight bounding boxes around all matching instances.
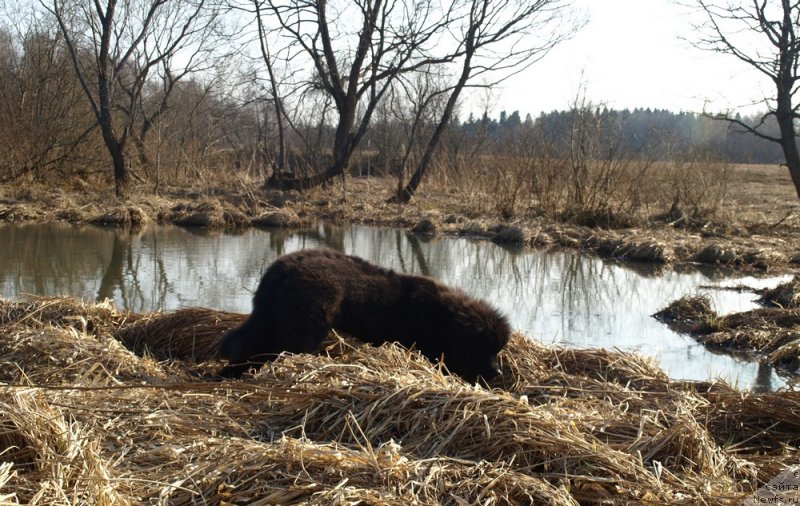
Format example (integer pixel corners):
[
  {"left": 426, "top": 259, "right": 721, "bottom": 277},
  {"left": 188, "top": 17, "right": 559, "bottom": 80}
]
[
  {"left": 657, "top": 276, "right": 800, "bottom": 380},
  {"left": 0, "top": 296, "right": 797, "bottom": 503},
  {"left": 2, "top": 164, "right": 800, "bottom": 273}
]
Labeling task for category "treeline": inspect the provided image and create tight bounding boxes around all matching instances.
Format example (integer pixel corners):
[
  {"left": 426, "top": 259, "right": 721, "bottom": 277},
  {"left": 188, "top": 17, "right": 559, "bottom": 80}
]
[{"left": 457, "top": 108, "right": 784, "bottom": 165}]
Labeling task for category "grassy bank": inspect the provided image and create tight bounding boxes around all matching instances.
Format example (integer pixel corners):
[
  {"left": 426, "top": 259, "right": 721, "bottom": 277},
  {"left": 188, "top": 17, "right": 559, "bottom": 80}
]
[
  {"left": 656, "top": 276, "right": 800, "bottom": 379},
  {"left": 0, "top": 296, "right": 797, "bottom": 503},
  {"left": 2, "top": 163, "right": 800, "bottom": 273}
]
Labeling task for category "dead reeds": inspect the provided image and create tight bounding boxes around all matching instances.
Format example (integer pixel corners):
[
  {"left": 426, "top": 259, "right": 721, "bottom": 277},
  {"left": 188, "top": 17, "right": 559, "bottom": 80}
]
[
  {"left": 656, "top": 293, "right": 800, "bottom": 375},
  {"left": 0, "top": 296, "right": 798, "bottom": 503},
  {"left": 653, "top": 295, "right": 716, "bottom": 334},
  {"left": 116, "top": 307, "right": 245, "bottom": 362},
  {"left": 89, "top": 205, "right": 148, "bottom": 229},
  {"left": 758, "top": 276, "right": 800, "bottom": 308}
]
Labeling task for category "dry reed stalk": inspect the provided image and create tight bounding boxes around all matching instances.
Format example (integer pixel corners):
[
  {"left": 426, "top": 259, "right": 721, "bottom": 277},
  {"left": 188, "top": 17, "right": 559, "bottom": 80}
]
[
  {"left": 497, "top": 337, "right": 756, "bottom": 493},
  {"left": 691, "top": 244, "right": 784, "bottom": 270},
  {"left": 767, "top": 337, "right": 800, "bottom": 370},
  {"left": 747, "top": 453, "right": 800, "bottom": 487},
  {"left": 89, "top": 205, "right": 148, "bottom": 228},
  {"left": 158, "top": 436, "right": 579, "bottom": 505},
  {"left": 0, "top": 326, "right": 170, "bottom": 385},
  {"left": 657, "top": 292, "right": 800, "bottom": 374},
  {"left": 167, "top": 200, "right": 228, "bottom": 228},
  {"left": 116, "top": 307, "right": 246, "bottom": 362},
  {"left": 698, "top": 384, "right": 800, "bottom": 452},
  {"left": 693, "top": 244, "right": 741, "bottom": 266},
  {"left": 597, "top": 237, "right": 675, "bottom": 263},
  {"left": 0, "top": 462, "right": 17, "bottom": 504},
  {"left": 235, "top": 345, "right": 726, "bottom": 503},
  {"left": 0, "top": 390, "right": 127, "bottom": 505},
  {"left": 251, "top": 209, "right": 300, "bottom": 228},
  {"left": 718, "top": 307, "right": 800, "bottom": 331}
]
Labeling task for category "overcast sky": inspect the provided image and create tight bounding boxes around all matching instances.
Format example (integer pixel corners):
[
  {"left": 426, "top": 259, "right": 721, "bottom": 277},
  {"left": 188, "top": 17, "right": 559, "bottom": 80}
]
[{"left": 490, "top": 0, "right": 772, "bottom": 118}]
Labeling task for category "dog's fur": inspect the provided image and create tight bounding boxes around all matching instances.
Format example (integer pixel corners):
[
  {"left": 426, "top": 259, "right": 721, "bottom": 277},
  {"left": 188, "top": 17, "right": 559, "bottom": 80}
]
[{"left": 219, "top": 248, "right": 510, "bottom": 381}]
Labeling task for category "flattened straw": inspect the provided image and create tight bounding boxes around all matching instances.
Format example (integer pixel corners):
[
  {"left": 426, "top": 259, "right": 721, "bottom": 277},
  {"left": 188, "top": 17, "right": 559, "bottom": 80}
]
[
  {"left": 116, "top": 308, "right": 246, "bottom": 361},
  {"left": 0, "top": 296, "right": 131, "bottom": 335},
  {"left": 653, "top": 295, "right": 716, "bottom": 334}
]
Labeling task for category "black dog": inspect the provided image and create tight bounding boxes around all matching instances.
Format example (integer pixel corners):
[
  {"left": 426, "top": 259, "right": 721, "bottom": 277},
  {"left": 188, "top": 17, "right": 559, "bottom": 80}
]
[{"left": 219, "top": 248, "right": 510, "bottom": 381}]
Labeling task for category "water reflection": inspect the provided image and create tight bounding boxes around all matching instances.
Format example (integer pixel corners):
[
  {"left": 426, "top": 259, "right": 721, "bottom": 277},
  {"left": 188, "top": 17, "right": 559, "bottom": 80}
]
[{"left": 0, "top": 222, "right": 792, "bottom": 390}]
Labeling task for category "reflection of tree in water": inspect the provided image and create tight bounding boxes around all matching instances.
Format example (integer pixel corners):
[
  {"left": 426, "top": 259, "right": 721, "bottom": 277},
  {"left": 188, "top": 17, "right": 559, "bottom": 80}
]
[
  {"left": 0, "top": 223, "right": 114, "bottom": 298},
  {"left": 403, "top": 233, "right": 430, "bottom": 276},
  {"left": 271, "top": 224, "right": 338, "bottom": 254},
  {"left": 97, "top": 231, "right": 129, "bottom": 302},
  {"left": 753, "top": 363, "right": 774, "bottom": 393}
]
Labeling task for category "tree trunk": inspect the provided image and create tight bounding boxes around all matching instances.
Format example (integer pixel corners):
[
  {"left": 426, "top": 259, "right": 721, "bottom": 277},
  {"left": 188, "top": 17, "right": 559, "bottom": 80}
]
[
  {"left": 111, "top": 143, "right": 129, "bottom": 199},
  {"left": 776, "top": 95, "right": 800, "bottom": 199},
  {"left": 266, "top": 100, "right": 356, "bottom": 190},
  {"left": 391, "top": 49, "right": 474, "bottom": 203},
  {"left": 98, "top": 112, "right": 128, "bottom": 198},
  {"left": 97, "top": 66, "right": 129, "bottom": 198},
  {"left": 99, "top": 119, "right": 129, "bottom": 199},
  {"left": 778, "top": 126, "right": 800, "bottom": 199}
]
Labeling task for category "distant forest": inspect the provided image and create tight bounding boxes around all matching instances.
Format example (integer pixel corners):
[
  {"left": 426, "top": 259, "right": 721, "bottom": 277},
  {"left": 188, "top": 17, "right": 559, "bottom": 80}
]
[{"left": 456, "top": 108, "right": 784, "bottom": 165}]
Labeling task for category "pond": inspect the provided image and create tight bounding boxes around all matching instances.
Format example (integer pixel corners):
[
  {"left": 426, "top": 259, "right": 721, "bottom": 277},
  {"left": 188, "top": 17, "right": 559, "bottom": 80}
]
[{"left": 0, "top": 221, "right": 792, "bottom": 391}]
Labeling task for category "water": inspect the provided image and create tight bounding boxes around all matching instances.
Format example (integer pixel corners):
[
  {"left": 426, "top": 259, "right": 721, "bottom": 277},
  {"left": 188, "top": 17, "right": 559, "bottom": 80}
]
[{"left": 0, "top": 222, "right": 793, "bottom": 390}]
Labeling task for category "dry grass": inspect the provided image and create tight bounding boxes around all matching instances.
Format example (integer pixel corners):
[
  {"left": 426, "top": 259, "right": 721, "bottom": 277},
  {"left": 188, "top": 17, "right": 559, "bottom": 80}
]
[
  {"left": 89, "top": 205, "right": 149, "bottom": 229},
  {"left": 759, "top": 276, "right": 800, "bottom": 308},
  {"left": 656, "top": 293, "right": 800, "bottom": 375},
  {"left": 116, "top": 307, "right": 245, "bottom": 362},
  {"left": 0, "top": 296, "right": 798, "bottom": 503},
  {"left": 653, "top": 295, "right": 716, "bottom": 334}
]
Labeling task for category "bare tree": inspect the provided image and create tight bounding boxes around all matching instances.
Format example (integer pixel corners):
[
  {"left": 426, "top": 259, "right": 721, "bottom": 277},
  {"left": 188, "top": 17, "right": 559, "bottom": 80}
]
[
  {"left": 129, "top": 39, "right": 223, "bottom": 172},
  {"left": 46, "top": 0, "right": 219, "bottom": 198},
  {"left": 361, "top": 69, "right": 448, "bottom": 192},
  {"left": 259, "top": 0, "right": 579, "bottom": 199},
  {"left": 693, "top": 0, "right": 800, "bottom": 199},
  {"left": 227, "top": 0, "right": 298, "bottom": 177},
  {"left": 0, "top": 8, "right": 98, "bottom": 182},
  {"left": 261, "top": 0, "right": 465, "bottom": 190},
  {"left": 253, "top": 0, "right": 290, "bottom": 175},
  {"left": 392, "top": 0, "right": 579, "bottom": 202}
]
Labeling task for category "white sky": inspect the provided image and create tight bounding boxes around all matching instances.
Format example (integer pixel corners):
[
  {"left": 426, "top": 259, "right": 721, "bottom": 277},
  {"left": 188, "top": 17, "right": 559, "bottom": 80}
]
[{"left": 491, "top": 0, "right": 773, "bottom": 117}]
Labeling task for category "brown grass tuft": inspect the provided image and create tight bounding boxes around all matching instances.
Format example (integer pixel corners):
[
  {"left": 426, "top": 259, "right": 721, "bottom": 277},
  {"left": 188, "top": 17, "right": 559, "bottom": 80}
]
[
  {"left": 598, "top": 236, "right": 676, "bottom": 263},
  {"left": 0, "top": 296, "right": 132, "bottom": 335},
  {"left": 251, "top": 209, "right": 300, "bottom": 228},
  {"left": 411, "top": 218, "right": 438, "bottom": 236},
  {"left": 90, "top": 205, "right": 149, "bottom": 228},
  {"left": 656, "top": 291, "right": 800, "bottom": 376},
  {"left": 653, "top": 295, "right": 716, "bottom": 334},
  {"left": 759, "top": 276, "right": 800, "bottom": 308}
]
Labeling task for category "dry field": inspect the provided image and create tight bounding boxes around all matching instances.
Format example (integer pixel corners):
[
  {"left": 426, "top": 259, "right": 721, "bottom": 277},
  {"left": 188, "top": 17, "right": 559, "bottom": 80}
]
[{"left": 0, "top": 296, "right": 798, "bottom": 504}]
